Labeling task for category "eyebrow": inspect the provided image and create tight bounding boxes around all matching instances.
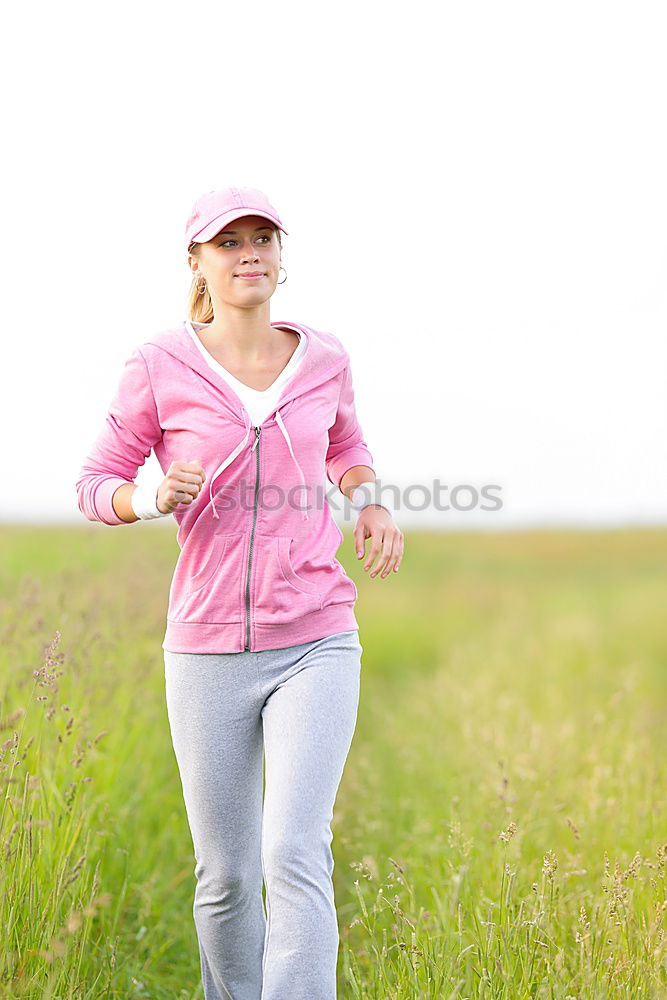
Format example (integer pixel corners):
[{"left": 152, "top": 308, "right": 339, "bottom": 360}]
[{"left": 217, "top": 226, "right": 273, "bottom": 236}]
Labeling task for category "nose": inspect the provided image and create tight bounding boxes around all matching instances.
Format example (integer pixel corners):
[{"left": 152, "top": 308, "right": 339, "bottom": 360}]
[{"left": 240, "top": 239, "right": 260, "bottom": 262}]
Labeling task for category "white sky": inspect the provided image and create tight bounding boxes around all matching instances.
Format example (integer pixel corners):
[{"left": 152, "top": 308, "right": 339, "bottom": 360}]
[{"left": 2, "top": 0, "right": 666, "bottom": 529}]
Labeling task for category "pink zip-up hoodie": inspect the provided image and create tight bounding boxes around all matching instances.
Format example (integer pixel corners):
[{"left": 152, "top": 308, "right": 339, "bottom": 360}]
[{"left": 76, "top": 319, "right": 375, "bottom": 654}]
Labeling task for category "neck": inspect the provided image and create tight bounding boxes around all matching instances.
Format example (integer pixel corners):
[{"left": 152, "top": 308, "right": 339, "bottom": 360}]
[{"left": 200, "top": 303, "right": 278, "bottom": 362}]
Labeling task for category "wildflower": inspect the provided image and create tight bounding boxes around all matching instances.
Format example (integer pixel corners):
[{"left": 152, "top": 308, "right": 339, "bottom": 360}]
[
  {"left": 543, "top": 849, "right": 558, "bottom": 882},
  {"left": 498, "top": 821, "right": 517, "bottom": 843}
]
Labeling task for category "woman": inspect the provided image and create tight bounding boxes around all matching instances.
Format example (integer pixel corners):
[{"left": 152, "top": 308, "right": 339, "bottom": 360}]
[{"left": 76, "top": 185, "right": 403, "bottom": 1000}]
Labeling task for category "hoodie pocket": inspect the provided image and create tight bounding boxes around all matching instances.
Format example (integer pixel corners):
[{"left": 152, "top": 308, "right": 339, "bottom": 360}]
[
  {"left": 169, "top": 532, "right": 239, "bottom": 622},
  {"left": 189, "top": 533, "right": 231, "bottom": 593},
  {"left": 252, "top": 534, "right": 322, "bottom": 624}
]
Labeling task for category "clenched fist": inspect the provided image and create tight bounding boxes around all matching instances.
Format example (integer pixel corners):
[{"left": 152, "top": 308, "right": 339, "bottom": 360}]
[{"left": 157, "top": 460, "right": 207, "bottom": 514}]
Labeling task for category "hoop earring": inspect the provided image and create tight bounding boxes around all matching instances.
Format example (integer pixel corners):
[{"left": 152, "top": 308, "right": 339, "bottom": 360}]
[{"left": 277, "top": 266, "right": 287, "bottom": 285}]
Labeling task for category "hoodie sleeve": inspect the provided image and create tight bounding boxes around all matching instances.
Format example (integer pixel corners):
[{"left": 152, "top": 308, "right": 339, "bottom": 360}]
[
  {"left": 75, "top": 347, "right": 162, "bottom": 525},
  {"left": 325, "top": 362, "right": 376, "bottom": 490}
]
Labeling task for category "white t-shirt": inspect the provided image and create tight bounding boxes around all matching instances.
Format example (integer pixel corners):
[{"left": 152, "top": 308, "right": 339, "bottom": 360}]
[{"left": 185, "top": 320, "right": 307, "bottom": 428}]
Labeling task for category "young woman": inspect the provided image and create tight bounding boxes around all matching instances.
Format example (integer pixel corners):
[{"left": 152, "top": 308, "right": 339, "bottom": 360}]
[{"left": 76, "top": 185, "right": 404, "bottom": 1000}]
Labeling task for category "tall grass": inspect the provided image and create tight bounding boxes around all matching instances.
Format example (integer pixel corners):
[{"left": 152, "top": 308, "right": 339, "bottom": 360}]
[{"left": 1, "top": 524, "right": 666, "bottom": 998}]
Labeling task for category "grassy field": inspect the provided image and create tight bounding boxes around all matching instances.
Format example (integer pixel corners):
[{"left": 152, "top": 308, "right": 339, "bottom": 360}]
[{"left": 1, "top": 523, "right": 666, "bottom": 999}]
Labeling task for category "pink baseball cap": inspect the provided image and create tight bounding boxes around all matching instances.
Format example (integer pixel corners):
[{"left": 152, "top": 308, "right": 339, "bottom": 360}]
[{"left": 185, "top": 185, "right": 288, "bottom": 250}]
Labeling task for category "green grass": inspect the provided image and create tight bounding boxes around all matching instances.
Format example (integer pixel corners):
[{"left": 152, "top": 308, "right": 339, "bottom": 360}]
[{"left": 1, "top": 523, "right": 666, "bottom": 998}]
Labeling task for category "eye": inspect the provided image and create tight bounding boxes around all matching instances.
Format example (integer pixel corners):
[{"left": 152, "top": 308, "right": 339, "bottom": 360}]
[{"left": 219, "top": 234, "right": 272, "bottom": 247}]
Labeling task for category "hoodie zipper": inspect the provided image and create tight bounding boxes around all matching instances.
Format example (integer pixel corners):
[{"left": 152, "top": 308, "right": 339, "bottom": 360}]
[{"left": 244, "top": 425, "right": 262, "bottom": 651}]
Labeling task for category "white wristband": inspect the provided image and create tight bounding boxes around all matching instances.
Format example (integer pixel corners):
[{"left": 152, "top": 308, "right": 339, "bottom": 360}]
[
  {"left": 131, "top": 481, "right": 170, "bottom": 520},
  {"left": 350, "top": 484, "right": 399, "bottom": 525}
]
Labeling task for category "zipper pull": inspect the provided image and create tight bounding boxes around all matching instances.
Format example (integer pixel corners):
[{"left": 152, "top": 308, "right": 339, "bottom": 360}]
[{"left": 251, "top": 426, "right": 261, "bottom": 451}]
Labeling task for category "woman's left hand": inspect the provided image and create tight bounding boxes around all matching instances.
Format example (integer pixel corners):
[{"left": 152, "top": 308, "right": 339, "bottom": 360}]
[{"left": 354, "top": 505, "right": 404, "bottom": 579}]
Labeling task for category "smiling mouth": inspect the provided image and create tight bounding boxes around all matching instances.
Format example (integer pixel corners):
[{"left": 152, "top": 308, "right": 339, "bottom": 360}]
[{"left": 235, "top": 273, "right": 266, "bottom": 279}]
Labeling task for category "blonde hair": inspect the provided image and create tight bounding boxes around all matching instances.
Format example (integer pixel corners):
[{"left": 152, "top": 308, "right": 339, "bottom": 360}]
[{"left": 187, "top": 227, "right": 283, "bottom": 323}]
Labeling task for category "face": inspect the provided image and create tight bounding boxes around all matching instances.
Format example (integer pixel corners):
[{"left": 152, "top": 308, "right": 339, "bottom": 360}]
[{"left": 189, "top": 214, "right": 282, "bottom": 310}]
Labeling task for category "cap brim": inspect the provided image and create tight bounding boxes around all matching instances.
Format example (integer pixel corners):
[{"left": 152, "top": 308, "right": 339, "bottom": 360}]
[{"left": 189, "top": 208, "right": 288, "bottom": 245}]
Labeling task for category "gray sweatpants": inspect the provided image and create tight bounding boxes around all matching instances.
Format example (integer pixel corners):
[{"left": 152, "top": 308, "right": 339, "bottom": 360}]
[{"left": 163, "top": 629, "right": 363, "bottom": 1000}]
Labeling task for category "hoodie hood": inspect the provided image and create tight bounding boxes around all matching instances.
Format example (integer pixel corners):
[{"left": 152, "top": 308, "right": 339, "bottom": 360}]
[{"left": 144, "top": 320, "right": 350, "bottom": 522}]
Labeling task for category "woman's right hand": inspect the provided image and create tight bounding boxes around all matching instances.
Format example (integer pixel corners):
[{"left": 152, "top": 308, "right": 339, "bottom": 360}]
[{"left": 157, "top": 460, "right": 207, "bottom": 514}]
